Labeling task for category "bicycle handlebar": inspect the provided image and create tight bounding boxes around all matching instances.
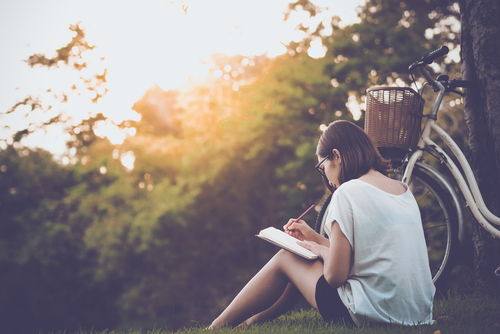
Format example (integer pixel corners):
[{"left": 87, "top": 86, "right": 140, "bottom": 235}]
[
  {"left": 449, "top": 80, "right": 472, "bottom": 89},
  {"left": 422, "top": 46, "right": 450, "bottom": 65},
  {"left": 409, "top": 46, "right": 463, "bottom": 92},
  {"left": 409, "top": 45, "right": 450, "bottom": 70},
  {"left": 410, "top": 46, "right": 447, "bottom": 91}
]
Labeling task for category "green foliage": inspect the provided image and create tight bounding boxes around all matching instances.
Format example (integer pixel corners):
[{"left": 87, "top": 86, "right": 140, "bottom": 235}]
[
  {"left": 0, "top": 147, "right": 118, "bottom": 333},
  {"left": 0, "top": 147, "right": 75, "bottom": 264}
]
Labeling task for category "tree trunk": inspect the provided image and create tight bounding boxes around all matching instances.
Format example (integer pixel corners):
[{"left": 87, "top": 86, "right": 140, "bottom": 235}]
[{"left": 460, "top": 0, "right": 500, "bottom": 293}]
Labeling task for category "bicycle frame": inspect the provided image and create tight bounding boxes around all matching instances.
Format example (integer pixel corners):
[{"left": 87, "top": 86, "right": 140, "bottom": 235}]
[{"left": 402, "top": 81, "right": 500, "bottom": 239}]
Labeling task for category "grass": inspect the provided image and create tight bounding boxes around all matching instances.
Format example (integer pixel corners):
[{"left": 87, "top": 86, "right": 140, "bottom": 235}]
[{"left": 38, "top": 292, "right": 500, "bottom": 334}]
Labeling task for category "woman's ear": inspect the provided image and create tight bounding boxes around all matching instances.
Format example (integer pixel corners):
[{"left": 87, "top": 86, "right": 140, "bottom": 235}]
[{"left": 332, "top": 149, "right": 342, "bottom": 164}]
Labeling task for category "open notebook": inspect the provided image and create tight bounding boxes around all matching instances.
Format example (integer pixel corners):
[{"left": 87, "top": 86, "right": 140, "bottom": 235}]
[{"left": 257, "top": 227, "right": 318, "bottom": 260}]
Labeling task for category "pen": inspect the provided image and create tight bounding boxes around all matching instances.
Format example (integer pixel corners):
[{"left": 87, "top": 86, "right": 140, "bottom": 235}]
[
  {"left": 284, "top": 204, "right": 316, "bottom": 231},
  {"left": 294, "top": 204, "right": 316, "bottom": 222}
]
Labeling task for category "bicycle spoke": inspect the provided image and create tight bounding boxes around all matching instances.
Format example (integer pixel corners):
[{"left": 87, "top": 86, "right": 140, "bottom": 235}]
[
  {"left": 415, "top": 188, "right": 432, "bottom": 205},
  {"left": 420, "top": 208, "right": 444, "bottom": 222},
  {"left": 423, "top": 223, "right": 448, "bottom": 230},
  {"left": 416, "top": 194, "right": 443, "bottom": 211},
  {"left": 422, "top": 214, "right": 447, "bottom": 223},
  {"left": 425, "top": 237, "right": 447, "bottom": 243}
]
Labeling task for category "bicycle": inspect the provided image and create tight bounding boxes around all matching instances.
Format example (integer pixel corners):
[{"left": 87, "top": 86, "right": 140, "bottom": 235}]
[{"left": 315, "top": 46, "right": 500, "bottom": 289}]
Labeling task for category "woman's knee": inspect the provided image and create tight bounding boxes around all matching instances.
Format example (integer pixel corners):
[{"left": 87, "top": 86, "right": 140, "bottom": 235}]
[
  {"left": 273, "top": 249, "right": 297, "bottom": 265},
  {"left": 272, "top": 250, "right": 311, "bottom": 271}
]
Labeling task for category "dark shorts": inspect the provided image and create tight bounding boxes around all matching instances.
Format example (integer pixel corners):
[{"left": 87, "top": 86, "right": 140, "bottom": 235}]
[{"left": 315, "top": 275, "right": 355, "bottom": 326}]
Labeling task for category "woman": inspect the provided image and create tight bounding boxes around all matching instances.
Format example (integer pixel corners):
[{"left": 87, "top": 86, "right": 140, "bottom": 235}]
[{"left": 209, "top": 120, "right": 435, "bottom": 328}]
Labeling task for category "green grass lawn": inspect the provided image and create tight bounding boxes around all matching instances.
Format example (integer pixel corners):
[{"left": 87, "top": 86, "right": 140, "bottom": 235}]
[{"left": 41, "top": 292, "right": 500, "bottom": 334}]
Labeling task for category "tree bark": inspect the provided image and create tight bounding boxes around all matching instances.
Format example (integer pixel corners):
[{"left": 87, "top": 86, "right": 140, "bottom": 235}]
[{"left": 460, "top": 0, "right": 500, "bottom": 293}]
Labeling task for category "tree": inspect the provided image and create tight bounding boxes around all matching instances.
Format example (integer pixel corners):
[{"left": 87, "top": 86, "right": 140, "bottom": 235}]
[
  {"left": 1, "top": 23, "right": 114, "bottom": 159},
  {"left": 460, "top": 0, "right": 500, "bottom": 293},
  {"left": 287, "top": 0, "right": 460, "bottom": 88},
  {"left": 0, "top": 146, "right": 119, "bottom": 332},
  {"left": 0, "top": 24, "right": 126, "bottom": 332}
]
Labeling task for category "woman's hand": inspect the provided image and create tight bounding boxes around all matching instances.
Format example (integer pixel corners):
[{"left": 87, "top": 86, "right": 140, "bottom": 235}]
[
  {"left": 283, "top": 219, "right": 317, "bottom": 242},
  {"left": 297, "top": 240, "right": 329, "bottom": 260}
]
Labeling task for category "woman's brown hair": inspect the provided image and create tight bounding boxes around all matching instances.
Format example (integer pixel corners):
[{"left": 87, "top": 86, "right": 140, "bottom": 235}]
[{"left": 316, "top": 120, "right": 392, "bottom": 192}]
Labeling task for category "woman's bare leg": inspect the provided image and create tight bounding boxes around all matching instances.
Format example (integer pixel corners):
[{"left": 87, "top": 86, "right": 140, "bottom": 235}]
[
  {"left": 210, "top": 250, "right": 324, "bottom": 328},
  {"left": 239, "top": 283, "right": 302, "bottom": 327}
]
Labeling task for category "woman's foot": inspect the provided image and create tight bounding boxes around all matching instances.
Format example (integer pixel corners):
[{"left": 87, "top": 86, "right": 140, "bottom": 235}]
[{"left": 236, "top": 315, "right": 259, "bottom": 328}]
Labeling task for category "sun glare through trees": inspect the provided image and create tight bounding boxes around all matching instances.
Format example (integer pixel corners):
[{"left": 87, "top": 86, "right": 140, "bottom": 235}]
[{"left": 0, "top": 0, "right": 362, "bottom": 163}]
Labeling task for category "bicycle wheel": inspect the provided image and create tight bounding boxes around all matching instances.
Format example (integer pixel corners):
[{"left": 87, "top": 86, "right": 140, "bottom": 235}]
[
  {"left": 314, "top": 166, "right": 459, "bottom": 289},
  {"left": 404, "top": 167, "right": 458, "bottom": 288},
  {"left": 314, "top": 193, "right": 332, "bottom": 238}
]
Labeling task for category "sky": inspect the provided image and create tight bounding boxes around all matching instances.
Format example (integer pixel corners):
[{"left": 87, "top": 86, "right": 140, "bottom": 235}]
[{"left": 0, "top": 0, "right": 364, "bottom": 156}]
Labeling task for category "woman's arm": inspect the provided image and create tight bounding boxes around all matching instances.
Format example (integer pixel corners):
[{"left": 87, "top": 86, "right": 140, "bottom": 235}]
[
  {"left": 297, "top": 220, "right": 351, "bottom": 288},
  {"left": 323, "top": 221, "right": 351, "bottom": 288}
]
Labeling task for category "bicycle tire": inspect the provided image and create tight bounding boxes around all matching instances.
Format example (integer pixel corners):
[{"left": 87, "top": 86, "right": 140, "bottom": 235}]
[
  {"left": 314, "top": 193, "right": 332, "bottom": 237},
  {"left": 314, "top": 166, "right": 459, "bottom": 289}
]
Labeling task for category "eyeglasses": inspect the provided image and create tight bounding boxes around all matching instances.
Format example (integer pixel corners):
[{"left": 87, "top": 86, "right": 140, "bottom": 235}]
[{"left": 315, "top": 153, "right": 333, "bottom": 179}]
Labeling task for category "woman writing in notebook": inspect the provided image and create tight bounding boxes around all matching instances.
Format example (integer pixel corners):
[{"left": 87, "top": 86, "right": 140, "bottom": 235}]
[{"left": 209, "top": 120, "right": 435, "bottom": 328}]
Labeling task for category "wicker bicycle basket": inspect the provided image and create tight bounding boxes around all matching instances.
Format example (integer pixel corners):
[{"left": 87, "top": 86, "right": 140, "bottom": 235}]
[{"left": 365, "top": 86, "right": 424, "bottom": 159}]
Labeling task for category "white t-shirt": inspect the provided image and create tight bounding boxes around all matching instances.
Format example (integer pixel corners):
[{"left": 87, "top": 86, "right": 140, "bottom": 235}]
[{"left": 324, "top": 179, "right": 435, "bottom": 326}]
